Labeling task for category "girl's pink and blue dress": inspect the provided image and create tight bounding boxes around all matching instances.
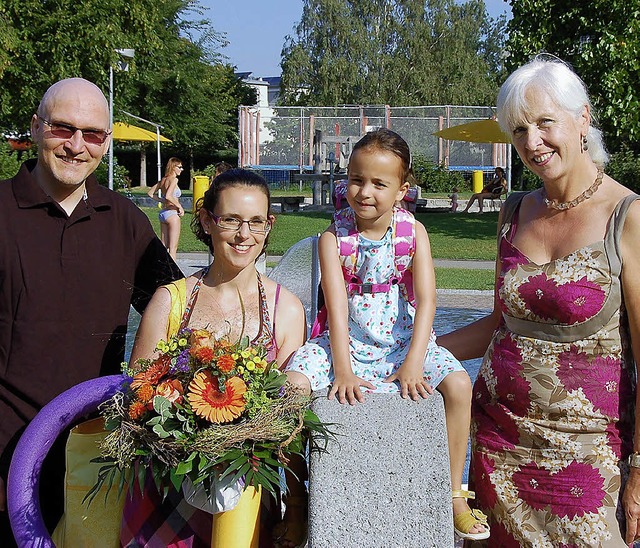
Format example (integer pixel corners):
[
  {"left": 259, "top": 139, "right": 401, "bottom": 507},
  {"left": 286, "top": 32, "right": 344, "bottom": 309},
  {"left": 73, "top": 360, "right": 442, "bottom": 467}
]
[{"left": 285, "top": 226, "right": 463, "bottom": 391}]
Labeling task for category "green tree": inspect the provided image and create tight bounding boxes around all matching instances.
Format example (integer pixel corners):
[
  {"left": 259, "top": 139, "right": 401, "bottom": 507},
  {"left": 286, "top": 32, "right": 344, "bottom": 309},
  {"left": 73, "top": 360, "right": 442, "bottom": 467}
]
[
  {"left": 506, "top": 0, "right": 640, "bottom": 151},
  {"left": 279, "top": 0, "right": 506, "bottom": 107},
  {"left": 0, "top": 0, "right": 254, "bottom": 156}
]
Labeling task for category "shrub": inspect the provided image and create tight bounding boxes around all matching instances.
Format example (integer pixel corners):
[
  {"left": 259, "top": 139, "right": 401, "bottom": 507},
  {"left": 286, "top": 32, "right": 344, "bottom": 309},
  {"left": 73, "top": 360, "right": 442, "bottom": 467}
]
[
  {"left": 607, "top": 147, "right": 640, "bottom": 194},
  {"left": 412, "top": 155, "right": 465, "bottom": 193},
  {"left": 94, "top": 156, "right": 130, "bottom": 190},
  {"left": 0, "top": 140, "right": 23, "bottom": 179}
]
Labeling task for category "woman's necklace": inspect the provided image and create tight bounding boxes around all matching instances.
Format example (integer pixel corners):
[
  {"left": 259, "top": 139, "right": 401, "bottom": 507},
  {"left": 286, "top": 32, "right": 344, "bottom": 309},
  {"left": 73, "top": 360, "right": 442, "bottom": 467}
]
[{"left": 542, "top": 168, "right": 604, "bottom": 211}]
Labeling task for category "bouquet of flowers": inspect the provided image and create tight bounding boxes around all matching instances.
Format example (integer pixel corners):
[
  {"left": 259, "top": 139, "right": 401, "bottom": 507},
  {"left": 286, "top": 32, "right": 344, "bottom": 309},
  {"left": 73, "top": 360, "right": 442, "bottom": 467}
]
[{"left": 87, "top": 327, "right": 331, "bottom": 505}]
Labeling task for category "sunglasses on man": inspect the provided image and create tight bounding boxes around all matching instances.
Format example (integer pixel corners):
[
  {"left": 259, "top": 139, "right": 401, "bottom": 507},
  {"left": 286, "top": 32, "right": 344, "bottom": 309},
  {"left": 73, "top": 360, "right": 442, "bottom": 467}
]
[{"left": 39, "top": 117, "right": 111, "bottom": 145}]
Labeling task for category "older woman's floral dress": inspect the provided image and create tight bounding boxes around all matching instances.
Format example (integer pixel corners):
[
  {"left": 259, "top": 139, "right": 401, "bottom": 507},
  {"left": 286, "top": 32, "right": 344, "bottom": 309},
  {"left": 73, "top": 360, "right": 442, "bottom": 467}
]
[{"left": 471, "top": 193, "right": 638, "bottom": 547}]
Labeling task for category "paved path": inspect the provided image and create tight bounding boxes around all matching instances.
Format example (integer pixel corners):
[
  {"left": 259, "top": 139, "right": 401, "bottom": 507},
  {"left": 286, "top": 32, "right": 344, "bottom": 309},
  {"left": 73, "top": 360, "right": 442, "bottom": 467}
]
[{"left": 176, "top": 252, "right": 494, "bottom": 311}]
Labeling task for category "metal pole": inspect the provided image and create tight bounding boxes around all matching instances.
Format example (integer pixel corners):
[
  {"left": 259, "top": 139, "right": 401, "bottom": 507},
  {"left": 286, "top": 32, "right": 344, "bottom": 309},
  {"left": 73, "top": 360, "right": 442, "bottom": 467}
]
[
  {"left": 108, "top": 65, "right": 114, "bottom": 190},
  {"left": 156, "top": 127, "right": 161, "bottom": 183}
]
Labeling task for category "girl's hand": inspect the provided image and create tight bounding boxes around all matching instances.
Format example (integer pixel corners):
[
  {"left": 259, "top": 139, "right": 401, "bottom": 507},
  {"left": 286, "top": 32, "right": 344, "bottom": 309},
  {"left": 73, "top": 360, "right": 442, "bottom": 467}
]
[
  {"left": 328, "top": 372, "right": 376, "bottom": 405},
  {"left": 384, "top": 363, "right": 433, "bottom": 401},
  {"left": 178, "top": 207, "right": 185, "bottom": 217}
]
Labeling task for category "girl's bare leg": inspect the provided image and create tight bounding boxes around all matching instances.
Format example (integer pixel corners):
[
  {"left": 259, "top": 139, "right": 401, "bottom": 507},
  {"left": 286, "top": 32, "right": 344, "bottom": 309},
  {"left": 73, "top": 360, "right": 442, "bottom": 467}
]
[
  {"left": 166, "top": 215, "right": 181, "bottom": 260},
  {"left": 438, "top": 371, "right": 486, "bottom": 535}
]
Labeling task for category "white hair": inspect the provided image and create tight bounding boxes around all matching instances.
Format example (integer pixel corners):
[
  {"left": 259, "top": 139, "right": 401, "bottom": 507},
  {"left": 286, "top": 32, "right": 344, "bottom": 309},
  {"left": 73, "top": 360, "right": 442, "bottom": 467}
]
[{"left": 497, "top": 56, "right": 608, "bottom": 167}]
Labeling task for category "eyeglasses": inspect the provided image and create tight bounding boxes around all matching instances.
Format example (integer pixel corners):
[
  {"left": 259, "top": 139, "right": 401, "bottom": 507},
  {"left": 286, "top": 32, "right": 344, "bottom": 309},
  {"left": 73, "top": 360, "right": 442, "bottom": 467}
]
[
  {"left": 210, "top": 214, "right": 272, "bottom": 234},
  {"left": 38, "top": 117, "right": 111, "bottom": 145}
]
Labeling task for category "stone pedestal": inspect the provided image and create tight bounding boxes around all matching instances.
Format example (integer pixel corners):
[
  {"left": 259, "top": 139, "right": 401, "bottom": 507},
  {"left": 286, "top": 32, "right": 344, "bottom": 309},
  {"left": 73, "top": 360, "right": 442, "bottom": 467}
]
[{"left": 308, "top": 390, "right": 454, "bottom": 547}]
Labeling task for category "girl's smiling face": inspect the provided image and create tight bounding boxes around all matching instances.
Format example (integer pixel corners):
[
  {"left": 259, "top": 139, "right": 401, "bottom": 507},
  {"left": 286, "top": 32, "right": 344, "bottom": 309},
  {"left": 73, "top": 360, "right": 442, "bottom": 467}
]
[
  {"left": 510, "top": 87, "right": 589, "bottom": 184},
  {"left": 346, "top": 147, "right": 409, "bottom": 225}
]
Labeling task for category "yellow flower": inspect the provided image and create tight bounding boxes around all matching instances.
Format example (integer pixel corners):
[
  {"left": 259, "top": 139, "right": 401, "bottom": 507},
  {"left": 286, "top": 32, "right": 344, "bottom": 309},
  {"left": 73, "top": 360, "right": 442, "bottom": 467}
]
[
  {"left": 232, "top": 353, "right": 240, "bottom": 360},
  {"left": 178, "top": 338, "right": 188, "bottom": 347},
  {"left": 237, "top": 366, "right": 245, "bottom": 374},
  {"left": 188, "top": 372, "right": 247, "bottom": 424},
  {"left": 241, "top": 350, "right": 251, "bottom": 359},
  {"left": 246, "top": 361, "right": 255, "bottom": 371}
]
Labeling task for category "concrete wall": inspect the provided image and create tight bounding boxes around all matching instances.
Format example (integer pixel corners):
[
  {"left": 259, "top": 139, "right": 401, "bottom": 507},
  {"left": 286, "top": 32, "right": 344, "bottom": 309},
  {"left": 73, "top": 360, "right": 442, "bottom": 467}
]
[{"left": 309, "top": 390, "right": 454, "bottom": 547}]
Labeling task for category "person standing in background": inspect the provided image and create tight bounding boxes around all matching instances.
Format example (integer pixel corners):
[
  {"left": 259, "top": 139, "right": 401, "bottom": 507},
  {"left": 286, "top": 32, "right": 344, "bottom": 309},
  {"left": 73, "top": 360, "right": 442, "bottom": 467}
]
[{"left": 147, "top": 157, "right": 184, "bottom": 259}]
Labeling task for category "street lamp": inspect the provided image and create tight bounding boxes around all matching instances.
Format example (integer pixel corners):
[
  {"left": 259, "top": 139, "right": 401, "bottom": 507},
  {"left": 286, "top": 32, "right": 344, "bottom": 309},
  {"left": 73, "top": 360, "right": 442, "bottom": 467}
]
[{"left": 108, "top": 48, "right": 135, "bottom": 190}]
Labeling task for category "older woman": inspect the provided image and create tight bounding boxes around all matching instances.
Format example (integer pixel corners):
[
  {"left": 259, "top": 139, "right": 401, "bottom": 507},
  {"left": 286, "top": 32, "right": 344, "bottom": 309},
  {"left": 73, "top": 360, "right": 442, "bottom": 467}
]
[{"left": 439, "top": 57, "right": 640, "bottom": 546}]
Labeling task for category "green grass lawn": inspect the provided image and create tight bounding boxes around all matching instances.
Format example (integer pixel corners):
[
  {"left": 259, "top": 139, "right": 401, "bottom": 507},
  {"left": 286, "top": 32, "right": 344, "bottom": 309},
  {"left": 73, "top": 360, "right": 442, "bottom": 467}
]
[
  {"left": 435, "top": 267, "right": 495, "bottom": 290},
  {"left": 141, "top": 207, "right": 499, "bottom": 288}
]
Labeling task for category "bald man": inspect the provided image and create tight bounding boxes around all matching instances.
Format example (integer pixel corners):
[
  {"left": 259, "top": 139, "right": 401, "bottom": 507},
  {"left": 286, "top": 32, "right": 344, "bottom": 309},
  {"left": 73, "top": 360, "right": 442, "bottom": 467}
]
[{"left": 0, "top": 78, "right": 183, "bottom": 541}]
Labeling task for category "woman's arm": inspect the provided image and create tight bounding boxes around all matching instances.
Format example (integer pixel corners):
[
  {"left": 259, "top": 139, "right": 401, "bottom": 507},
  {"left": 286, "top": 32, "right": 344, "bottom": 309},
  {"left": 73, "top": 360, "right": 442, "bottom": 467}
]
[
  {"left": 163, "top": 177, "right": 184, "bottom": 214},
  {"left": 320, "top": 228, "right": 374, "bottom": 404},
  {"left": 384, "top": 222, "right": 434, "bottom": 399},
  {"left": 129, "top": 286, "right": 173, "bottom": 365},
  {"left": 438, "top": 205, "right": 506, "bottom": 359},
  {"left": 618, "top": 201, "right": 640, "bottom": 544},
  {"left": 270, "top": 286, "right": 306, "bottom": 369},
  {"left": 147, "top": 181, "right": 161, "bottom": 201}
]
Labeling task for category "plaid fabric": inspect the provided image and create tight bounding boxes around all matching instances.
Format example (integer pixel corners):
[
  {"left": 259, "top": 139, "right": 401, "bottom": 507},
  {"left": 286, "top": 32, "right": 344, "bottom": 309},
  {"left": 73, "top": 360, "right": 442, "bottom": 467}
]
[{"left": 120, "top": 475, "right": 212, "bottom": 547}]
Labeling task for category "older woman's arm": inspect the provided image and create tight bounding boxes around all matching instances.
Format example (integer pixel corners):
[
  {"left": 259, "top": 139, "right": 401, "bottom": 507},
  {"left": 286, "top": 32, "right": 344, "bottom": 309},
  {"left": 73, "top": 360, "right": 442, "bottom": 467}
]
[
  {"left": 619, "top": 200, "right": 640, "bottom": 545},
  {"left": 438, "top": 205, "right": 505, "bottom": 360}
]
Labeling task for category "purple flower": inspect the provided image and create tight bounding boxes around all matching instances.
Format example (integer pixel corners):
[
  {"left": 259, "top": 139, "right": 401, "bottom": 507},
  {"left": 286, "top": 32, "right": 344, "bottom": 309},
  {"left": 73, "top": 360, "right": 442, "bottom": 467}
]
[
  {"left": 491, "top": 335, "right": 530, "bottom": 416},
  {"left": 556, "top": 346, "right": 591, "bottom": 392},
  {"left": 557, "top": 348, "right": 629, "bottom": 419},
  {"left": 518, "top": 273, "right": 559, "bottom": 321},
  {"left": 278, "top": 385, "right": 286, "bottom": 398},
  {"left": 549, "top": 462, "right": 605, "bottom": 519},
  {"left": 513, "top": 461, "right": 605, "bottom": 519},
  {"left": 170, "top": 349, "right": 191, "bottom": 374},
  {"left": 555, "top": 277, "right": 606, "bottom": 324},
  {"left": 473, "top": 452, "right": 498, "bottom": 509},
  {"left": 581, "top": 355, "right": 627, "bottom": 418}
]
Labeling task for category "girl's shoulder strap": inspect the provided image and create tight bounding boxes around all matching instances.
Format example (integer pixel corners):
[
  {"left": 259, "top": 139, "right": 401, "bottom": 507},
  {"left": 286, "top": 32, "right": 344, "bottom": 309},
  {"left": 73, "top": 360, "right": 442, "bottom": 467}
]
[
  {"left": 334, "top": 206, "right": 359, "bottom": 272},
  {"left": 392, "top": 207, "right": 415, "bottom": 274}
]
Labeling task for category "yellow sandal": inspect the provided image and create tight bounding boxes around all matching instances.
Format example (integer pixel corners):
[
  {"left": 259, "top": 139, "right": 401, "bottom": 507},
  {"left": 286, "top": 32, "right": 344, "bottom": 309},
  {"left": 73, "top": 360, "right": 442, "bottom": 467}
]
[{"left": 452, "top": 489, "right": 490, "bottom": 541}]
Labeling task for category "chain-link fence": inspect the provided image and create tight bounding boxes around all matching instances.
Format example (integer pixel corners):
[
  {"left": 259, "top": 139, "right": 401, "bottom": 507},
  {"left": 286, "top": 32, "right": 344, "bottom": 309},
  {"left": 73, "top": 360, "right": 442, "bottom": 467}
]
[{"left": 239, "top": 105, "right": 509, "bottom": 175}]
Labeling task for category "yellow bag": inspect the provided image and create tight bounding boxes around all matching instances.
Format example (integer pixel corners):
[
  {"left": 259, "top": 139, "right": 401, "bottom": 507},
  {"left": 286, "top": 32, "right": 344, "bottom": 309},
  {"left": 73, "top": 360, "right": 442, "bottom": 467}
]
[{"left": 51, "top": 417, "right": 125, "bottom": 548}]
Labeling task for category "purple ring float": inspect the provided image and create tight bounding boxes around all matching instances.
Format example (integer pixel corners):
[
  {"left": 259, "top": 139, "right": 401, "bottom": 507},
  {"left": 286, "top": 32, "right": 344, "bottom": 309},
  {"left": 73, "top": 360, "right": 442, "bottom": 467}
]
[{"left": 7, "top": 374, "right": 125, "bottom": 547}]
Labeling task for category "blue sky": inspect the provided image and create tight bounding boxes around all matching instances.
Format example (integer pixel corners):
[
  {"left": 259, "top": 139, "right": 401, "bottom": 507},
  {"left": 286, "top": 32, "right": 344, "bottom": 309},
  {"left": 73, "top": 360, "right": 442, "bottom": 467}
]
[{"left": 200, "top": 0, "right": 512, "bottom": 77}]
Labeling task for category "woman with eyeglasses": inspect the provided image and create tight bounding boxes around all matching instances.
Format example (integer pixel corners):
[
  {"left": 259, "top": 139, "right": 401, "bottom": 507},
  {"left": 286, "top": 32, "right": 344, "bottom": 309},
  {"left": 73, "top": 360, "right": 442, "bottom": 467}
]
[
  {"left": 121, "top": 168, "right": 307, "bottom": 547},
  {"left": 147, "top": 157, "right": 184, "bottom": 259}
]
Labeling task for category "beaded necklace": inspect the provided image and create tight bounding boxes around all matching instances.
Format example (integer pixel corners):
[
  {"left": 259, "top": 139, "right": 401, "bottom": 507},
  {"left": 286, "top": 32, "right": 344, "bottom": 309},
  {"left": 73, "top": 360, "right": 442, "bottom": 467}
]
[{"left": 542, "top": 168, "right": 604, "bottom": 211}]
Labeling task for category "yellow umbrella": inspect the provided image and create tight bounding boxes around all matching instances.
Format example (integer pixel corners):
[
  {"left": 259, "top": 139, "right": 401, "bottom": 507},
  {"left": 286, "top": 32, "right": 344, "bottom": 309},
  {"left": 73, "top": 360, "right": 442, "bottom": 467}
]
[
  {"left": 112, "top": 121, "right": 172, "bottom": 142},
  {"left": 433, "top": 119, "right": 509, "bottom": 143}
]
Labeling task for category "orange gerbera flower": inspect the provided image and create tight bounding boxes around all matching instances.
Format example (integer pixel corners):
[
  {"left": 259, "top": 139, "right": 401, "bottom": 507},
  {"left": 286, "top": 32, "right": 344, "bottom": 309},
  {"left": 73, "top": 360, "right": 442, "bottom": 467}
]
[
  {"left": 128, "top": 401, "right": 148, "bottom": 420},
  {"left": 131, "top": 361, "right": 169, "bottom": 390},
  {"left": 191, "top": 346, "right": 215, "bottom": 364},
  {"left": 216, "top": 354, "right": 236, "bottom": 374},
  {"left": 188, "top": 372, "right": 247, "bottom": 424},
  {"left": 135, "top": 382, "right": 155, "bottom": 404}
]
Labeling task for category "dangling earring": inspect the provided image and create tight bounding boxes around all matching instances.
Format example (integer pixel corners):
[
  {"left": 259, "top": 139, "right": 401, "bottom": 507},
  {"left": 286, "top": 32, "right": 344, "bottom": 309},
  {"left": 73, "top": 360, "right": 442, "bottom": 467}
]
[{"left": 581, "top": 135, "right": 588, "bottom": 153}]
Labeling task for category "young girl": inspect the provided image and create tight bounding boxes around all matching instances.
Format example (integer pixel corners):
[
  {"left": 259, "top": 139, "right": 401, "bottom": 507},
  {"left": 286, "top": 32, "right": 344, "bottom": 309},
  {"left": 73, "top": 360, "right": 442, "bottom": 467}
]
[
  {"left": 147, "top": 157, "right": 184, "bottom": 259},
  {"left": 450, "top": 186, "right": 460, "bottom": 212},
  {"left": 285, "top": 129, "right": 489, "bottom": 541}
]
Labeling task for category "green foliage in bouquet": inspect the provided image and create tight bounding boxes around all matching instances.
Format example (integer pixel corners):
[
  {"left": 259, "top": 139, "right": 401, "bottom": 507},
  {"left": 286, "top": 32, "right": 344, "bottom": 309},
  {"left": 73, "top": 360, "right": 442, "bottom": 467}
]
[{"left": 86, "top": 328, "right": 334, "bottom": 504}]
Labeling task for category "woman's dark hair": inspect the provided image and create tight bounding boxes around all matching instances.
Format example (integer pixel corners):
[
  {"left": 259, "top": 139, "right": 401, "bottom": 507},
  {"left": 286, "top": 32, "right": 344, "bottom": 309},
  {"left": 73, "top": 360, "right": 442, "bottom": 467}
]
[
  {"left": 191, "top": 168, "right": 273, "bottom": 256},
  {"left": 349, "top": 128, "right": 416, "bottom": 184}
]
